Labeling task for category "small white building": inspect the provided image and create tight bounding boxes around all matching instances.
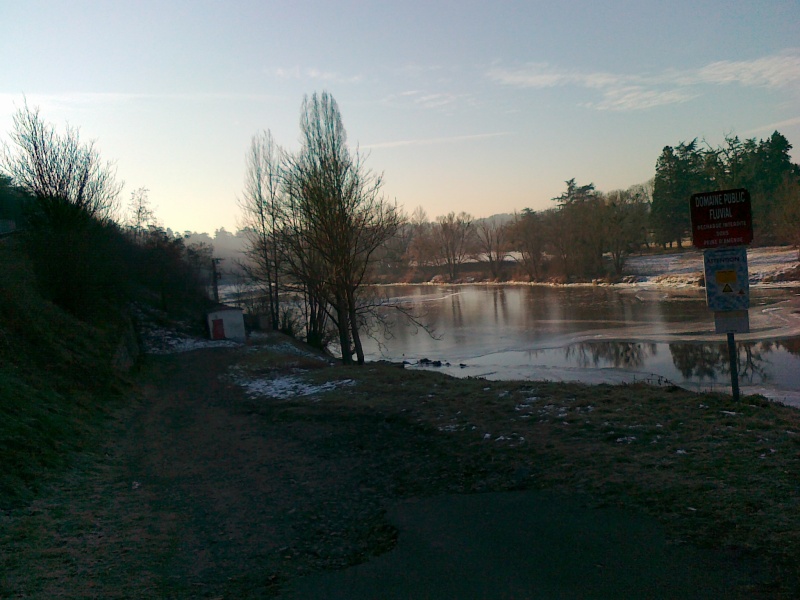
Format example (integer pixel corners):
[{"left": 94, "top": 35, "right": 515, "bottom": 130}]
[{"left": 206, "top": 304, "right": 246, "bottom": 343}]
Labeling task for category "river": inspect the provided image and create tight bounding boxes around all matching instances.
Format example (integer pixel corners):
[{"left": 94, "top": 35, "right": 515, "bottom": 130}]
[{"left": 361, "top": 285, "right": 800, "bottom": 406}]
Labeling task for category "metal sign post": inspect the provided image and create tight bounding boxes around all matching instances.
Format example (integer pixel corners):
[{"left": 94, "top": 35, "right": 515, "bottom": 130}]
[
  {"left": 727, "top": 332, "right": 740, "bottom": 401},
  {"left": 690, "top": 189, "right": 753, "bottom": 401}
]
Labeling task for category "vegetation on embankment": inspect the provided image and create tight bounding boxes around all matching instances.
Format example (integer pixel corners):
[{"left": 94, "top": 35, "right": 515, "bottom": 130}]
[
  {"left": 244, "top": 348, "right": 800, "bottom": 597},
  {"left": 0, "top": 211, "right": 800, "bottom": 598},
  {"left": 3, "top": 335, "right": 799, "bottom": 597},
  {"left": 0, "top": 237, "right": 131, "bottom": 505},
  {"left": 280, "top": 360, "right": 800, "bottom": 597}
]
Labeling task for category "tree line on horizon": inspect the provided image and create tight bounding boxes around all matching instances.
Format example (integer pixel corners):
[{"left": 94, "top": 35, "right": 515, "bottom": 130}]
[
  {"left": 650, "top": 133, "right": 800, "bottom": 249},
  {"left": 206, "top": 131, "right": 800, "bottom": 290},
  {"left": 2, "top": 94, "right": 799, "bottom": 362}
]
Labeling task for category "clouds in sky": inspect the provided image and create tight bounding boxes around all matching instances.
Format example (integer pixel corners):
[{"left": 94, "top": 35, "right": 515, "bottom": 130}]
[
  {"left": 487, "top": 49, "right": 800, "bottom": 111},
  {"left": 380, "top": 90, "right": 470, "bottom": 110},
  {"left": 363, "top": 131, "right": 511, "bottom": 150},
  {"left": 695, "top": 51, "right": 800, "bottom": 88},
  {"left": 271, "top": 66, "right": 363, "bottom": 84}
]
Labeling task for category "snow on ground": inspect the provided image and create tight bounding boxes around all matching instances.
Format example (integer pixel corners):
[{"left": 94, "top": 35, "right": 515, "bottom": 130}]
[
  {"left": 140, "top": 324, "right": 240, "bottom": 354},
  {"left": 231, "top": 369, "right": 355, "bottom": 400},
  {"left": 133, "top": 304, "right": 241, "bottom": 354},
  {"left": 625, "top": 246, "right": 799, "bottom": 288},
  {"left": 247, "top": 332, "right": 331, "bottom": 362}
]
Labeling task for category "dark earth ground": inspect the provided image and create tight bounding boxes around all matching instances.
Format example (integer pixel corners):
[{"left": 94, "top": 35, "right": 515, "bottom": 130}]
[{"left": 2, "top": 335, "right": 792, "bottom": 598}]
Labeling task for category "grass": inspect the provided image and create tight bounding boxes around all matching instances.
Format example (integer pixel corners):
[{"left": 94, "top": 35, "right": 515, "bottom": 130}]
[
  {"left": 0, "top": 238, "right": 124, "bottom": 505},
  {"left": 3, "top": 283, "right": 800, "bottom": 596},
  {"left": 235, "top": 348, "right": 800, "bottom": 595}
]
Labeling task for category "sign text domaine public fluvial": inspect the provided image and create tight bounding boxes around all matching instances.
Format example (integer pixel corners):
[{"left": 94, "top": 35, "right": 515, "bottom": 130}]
[{"left": 690, "top": 188, "right": 753, "bottom": 249}]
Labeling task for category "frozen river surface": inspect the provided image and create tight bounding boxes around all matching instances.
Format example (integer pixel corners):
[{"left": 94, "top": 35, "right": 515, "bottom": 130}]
[{"left": 362, "top": 284, "right": 800, "bottom": 406}]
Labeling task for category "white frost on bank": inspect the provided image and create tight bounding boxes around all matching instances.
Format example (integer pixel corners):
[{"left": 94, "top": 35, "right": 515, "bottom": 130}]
[
  {"left": 625, "top": 246, "right": 799, "bottom": 288},
  {"left": 233, "top": 371, "right": 355, "bottom": 399},
  {"left": 133, "top": 303, "right": 241, "bottom": 354},
  {"left": 247, "top": 333, "right": 331, "bottom": 362},
  {"left": 141, "top": 325, "right": 240, "bottom": 354}
]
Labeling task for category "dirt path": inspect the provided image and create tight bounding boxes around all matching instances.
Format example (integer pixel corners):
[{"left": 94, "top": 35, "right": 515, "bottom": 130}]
[
  {"left": 2, "top": 348, "right": 392, "bottom": 597},
  {"left": 110, "top": 348, "right": 406, "bottom": 597},
  {"left": 2, "top": 341, "right": 777, "bottom": 598}
]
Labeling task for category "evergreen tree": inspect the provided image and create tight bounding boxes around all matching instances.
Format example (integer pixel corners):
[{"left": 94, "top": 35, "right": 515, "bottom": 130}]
[{"left": 650, "top": 140, "right": 706, "bottom": 247}]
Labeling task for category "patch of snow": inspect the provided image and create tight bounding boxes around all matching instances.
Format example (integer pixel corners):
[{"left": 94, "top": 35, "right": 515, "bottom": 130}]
[
  {"left": 141, "top": 326, "right": 240, "bottom": 354},
  {"left": 233, "top": 373, "right": 355, "bottom": 399},
  {"left": 625, "top": 246, "right": 799, "bottom": 288},
  {"left": 133, "top": 303, "right": 241, "bottom": 354},
  {"left": 248, "top": 334, "right": 328, "bottom": 361}
]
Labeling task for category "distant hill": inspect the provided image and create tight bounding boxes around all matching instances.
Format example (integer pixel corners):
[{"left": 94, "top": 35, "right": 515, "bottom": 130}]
[{"left": 474, "top": 213, "right": 515, "bottom": 226}]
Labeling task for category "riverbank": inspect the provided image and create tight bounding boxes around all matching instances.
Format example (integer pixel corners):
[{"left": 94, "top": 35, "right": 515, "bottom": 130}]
[
  {"left": 3, "top": 331, "right": 800, "bottom": 597},
  {"left": 364, "top": 246, "right": 800, "bottom": 288}
]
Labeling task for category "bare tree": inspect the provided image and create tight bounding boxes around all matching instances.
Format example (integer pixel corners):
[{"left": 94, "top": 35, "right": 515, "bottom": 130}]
[
  {"left": 281, "top": 92, "right": 401, "bottom": 364},
  {"left": 371, "top": 210, "right": 413, "bottom": 280},
  {"left": 474, "top": 218, "right": 509, "bottom": 279},
  {"left": 238, "top": 130, "right": 284, "bottom": 330},
  {"left": 404, "top": 207, "right": 438, "bottom": 270},
  {"left": 434, "top": 211, "right": 474, "bottom": 281},
  {"left": 0, "top": 101, "right": 124, "bottom": 313},
  {"left": 127, "top": 187, "right": 154, "bottom": 244},
  {"left": 1, "top": 101, "right": 122, "bottom": 224},
  {"left": 509, "top": 209, "right": 546, "bottom": 281},
  {"left": 604, "top": 187, "right": 649, "bottom": 276}
]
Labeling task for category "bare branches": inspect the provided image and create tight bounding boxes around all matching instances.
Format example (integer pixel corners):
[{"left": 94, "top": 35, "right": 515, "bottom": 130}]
[
  {"left": 434, "top": 211, "right": 474, "bottom": 281},
  {"left": 281, "top": 92, "right": 401, "bottom": 364},
  {"left": 127, "top": 187, "right": 154, "bottom": 243},
  {"left": 238, "top": 130, "right": 284, "bottom": 330},
  {"left": 474, "top": 219, "right": 509, "bottom": 280},
  {"left": 1, "top": 100, "right": 122, "bottom": 223},
  {"left": 238, "top": 92, "right": 401, "bottom": 363}
]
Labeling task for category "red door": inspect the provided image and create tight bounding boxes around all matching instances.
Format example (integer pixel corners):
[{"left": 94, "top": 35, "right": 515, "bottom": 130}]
[{"left": 211, "top": 318, "right": 225, "bottom": 340}]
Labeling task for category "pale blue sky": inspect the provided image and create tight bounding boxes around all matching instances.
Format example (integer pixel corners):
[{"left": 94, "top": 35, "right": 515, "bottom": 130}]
[{"left": 2, "top": 0, "right": 799, "bottom": 234}]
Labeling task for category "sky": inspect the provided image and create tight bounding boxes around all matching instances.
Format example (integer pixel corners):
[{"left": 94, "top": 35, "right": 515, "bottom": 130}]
[{"left": 2, "top": 0, "right": 799, "bottom": 235}]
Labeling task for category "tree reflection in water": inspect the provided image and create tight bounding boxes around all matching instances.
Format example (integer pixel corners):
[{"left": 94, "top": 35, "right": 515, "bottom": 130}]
[
  {"left": 558, "top": 340, "right": 775, "bottom": 385},
  {"left": 669, "top": 342, "right": 771, "bottom": 383},
  {"left": 777, "top": 338, "right": 800, "bottom": 357},
  {"left": 564, "top": 341, "right": 658, "bottom": 369}
]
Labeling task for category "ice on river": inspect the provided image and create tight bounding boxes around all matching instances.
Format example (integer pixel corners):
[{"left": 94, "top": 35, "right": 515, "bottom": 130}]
[{"left": 363, "top": 248, "right": 800, "bottom": 407}]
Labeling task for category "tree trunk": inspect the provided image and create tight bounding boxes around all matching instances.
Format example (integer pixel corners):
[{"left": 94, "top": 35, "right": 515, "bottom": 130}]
[
  {"left": 335, "top": 295, "right": 352, "bottom": 364},
  {"left": 271, "top": 238, "right": 280, "bottom": 331},
  {"left": 347, "top": 291, "right": 365, "bottom": 365}
]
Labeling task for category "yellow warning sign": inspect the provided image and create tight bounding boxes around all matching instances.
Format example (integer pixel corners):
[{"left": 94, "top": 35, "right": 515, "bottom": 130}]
[
  {"left": 704, "top": 247, "right": 749, "bottom": 311},
  {"left": 716, "top": 270, "right": 737, "bottom": 284}
]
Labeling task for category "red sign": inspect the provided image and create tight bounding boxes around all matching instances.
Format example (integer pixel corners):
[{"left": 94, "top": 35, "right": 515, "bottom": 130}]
[{"left": 690, "top": 188, "right": 752, "bottom": 249}]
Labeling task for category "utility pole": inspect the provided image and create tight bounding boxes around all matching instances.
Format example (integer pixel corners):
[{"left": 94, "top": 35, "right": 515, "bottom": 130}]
[{"left": 211, "top": 258, "right": 222, "bottom": 303}]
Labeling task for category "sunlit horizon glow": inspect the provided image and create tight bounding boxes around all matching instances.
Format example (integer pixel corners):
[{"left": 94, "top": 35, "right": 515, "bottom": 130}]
[{"left": 1, "top": 1, "right": 798, "bottom": 235}]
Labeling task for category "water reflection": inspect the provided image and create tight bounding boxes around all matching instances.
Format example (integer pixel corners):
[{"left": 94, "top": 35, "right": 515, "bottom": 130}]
[
  {"left": 669, "top": 340, "right": 775, "bottom": 384},
  {"left": 533, "top": 340, "right": 775, "bottom": 385},
  {"left": 562, "top": 342, "right": 658, "bottom": 369},
  {"left": 669, "top": 343, "right": 728, "bottom": 381},
  {"left": 364, "top": 285, "right": 800, "bottom": 399}
]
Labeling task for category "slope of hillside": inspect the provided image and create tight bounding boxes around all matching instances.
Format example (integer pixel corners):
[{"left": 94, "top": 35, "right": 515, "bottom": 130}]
[{"left": 0, "top": 237, "right": 130, "bottom": 504}]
